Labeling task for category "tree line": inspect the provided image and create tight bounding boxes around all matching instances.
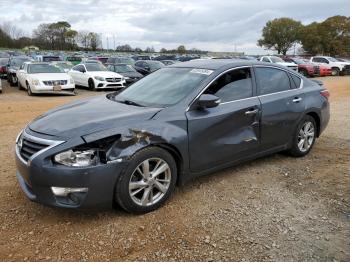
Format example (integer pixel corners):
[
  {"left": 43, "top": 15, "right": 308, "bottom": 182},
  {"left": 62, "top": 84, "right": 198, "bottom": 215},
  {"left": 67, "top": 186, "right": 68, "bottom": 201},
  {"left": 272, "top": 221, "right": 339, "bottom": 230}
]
[
  {"left": 0, "top": 21, "right": 207, "bottom": 54},
  {"left": 258, "top": 15, "right": 350, "bottom": 56},
  {"left": 0, "top": 21, "right": 101, "bottom": 51}
]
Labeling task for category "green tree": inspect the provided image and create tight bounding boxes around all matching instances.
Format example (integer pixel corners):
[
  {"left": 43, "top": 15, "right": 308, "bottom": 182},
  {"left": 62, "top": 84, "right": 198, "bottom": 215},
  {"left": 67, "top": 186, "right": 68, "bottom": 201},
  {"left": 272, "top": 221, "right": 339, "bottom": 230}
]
[
  {"left": 177, "top": 45, "right": 186, "bottom": 54},
  {"left": 258, "top": 18, "right": 302, "bottom": 55}
]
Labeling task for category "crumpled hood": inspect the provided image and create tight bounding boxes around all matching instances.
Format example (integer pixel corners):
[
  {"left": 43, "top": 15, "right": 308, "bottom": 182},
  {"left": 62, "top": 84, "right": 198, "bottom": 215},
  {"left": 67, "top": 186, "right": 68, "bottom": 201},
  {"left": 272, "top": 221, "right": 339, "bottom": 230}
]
[{"left": 29, "top": 95, "right": 161, "bottom": 139}]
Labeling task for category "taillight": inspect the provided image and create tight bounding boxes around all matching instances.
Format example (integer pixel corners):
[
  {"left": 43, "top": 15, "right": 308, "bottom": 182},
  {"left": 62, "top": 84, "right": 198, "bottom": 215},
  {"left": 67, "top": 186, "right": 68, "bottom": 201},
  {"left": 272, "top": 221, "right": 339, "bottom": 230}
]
[{"left": 320, "top": 89, "right": 330, "bottom": 99}]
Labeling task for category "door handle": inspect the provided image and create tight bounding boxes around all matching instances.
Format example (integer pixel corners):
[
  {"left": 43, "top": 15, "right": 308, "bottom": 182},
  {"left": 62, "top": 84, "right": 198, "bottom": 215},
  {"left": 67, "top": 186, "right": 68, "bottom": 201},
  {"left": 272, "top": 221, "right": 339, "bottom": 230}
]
[
  {"left": 245, "top": 109, "right": 258, "bottom": 115},
  {"left": 292, "top": 97, "right": 302, "bottom": 103}
]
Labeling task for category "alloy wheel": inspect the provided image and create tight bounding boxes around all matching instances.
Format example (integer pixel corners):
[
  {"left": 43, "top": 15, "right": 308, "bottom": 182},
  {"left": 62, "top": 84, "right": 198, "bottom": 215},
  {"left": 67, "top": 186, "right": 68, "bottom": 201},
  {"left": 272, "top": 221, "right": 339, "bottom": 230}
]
[
  {"left": 128, "top": 158, "right": 171, "bottom": 206},
  {"left": 297, "top": 121, "right": 315, "bottom": 152}
]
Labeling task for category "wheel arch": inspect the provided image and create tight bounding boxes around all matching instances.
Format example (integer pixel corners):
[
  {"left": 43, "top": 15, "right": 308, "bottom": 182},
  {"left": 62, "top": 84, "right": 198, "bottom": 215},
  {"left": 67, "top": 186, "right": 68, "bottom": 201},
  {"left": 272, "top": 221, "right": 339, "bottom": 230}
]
[{"left": 305, "top": 111, "right": 321, "bottom": 137}]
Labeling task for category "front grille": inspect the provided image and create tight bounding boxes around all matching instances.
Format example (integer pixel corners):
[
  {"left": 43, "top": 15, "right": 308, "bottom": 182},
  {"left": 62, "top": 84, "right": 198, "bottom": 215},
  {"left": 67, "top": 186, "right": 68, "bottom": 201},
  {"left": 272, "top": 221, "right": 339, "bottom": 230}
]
[
  {"left": 43, "top": 80, "right": 68, "bottom": 86},
  {"left": 106, "top": 78, "right": 121, "bottom": 82},
  {"left": 20, "top": 138, "right": 48, "bottom": 162}
]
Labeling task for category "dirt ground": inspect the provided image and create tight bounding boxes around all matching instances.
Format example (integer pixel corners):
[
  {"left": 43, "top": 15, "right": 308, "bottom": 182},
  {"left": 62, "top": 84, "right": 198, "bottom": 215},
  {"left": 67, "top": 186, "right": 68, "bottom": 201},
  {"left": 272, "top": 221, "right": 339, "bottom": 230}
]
[{"left": 0, "top": 77, "right": 349, "bottom": 262}]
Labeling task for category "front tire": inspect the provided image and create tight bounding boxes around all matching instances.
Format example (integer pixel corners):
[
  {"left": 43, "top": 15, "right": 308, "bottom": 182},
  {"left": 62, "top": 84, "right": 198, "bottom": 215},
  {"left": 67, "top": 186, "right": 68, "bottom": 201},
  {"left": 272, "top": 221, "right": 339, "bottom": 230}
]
[
  {"left": 115, "top": 147, "right": 177, "bottom": 214},
  {"left": 288, "top": 115, "right": 316, "bottom": 157},
  {"left": 88, "top": 78, "right": 96, "bottom": 91},
  {"left": 26, "top": 82, "right": 33, "bottom": 96}
]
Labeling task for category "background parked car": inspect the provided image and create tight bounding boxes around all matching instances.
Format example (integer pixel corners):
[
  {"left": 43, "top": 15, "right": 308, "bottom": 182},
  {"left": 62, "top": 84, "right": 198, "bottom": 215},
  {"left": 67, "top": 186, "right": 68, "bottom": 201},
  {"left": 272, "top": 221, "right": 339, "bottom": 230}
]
[
  {"left": 310, "top": 56, "right": 350, "bottom": 76},
  {"left": 303, "top": 58, "right": 331, "bottom": 77},
  {"left": 88, "top": 56, "right": 109, "bottom": 65},
  {"left": 35, "top": 55, "right": 61, "bottom": 62},
  {"left": 7, "top": 56, "right": 32, "bottom": 86},
  {"left": 107, "top": 63, "right": 143, "bottom": 85},
  {"left": 17, "top": 62, "right": 75, "bottom": 96},
  {"left": 51, "top": 61, "right": 74, "bottom": 72},
  {"left": 134, "top": 60, "right": 165, "bottom": 76},
  {"left": 160, "top": 60, "right": 177, "bottom": 66},
  {"left": 65, "top": 56, "right": 83, "bottom": 65},
  {"left": 106, "top": 57, "right": 135, "bottom": 66},
  {"left": 131, "top": 55, "right": 151, "bottom": 61},
  {"left": 283, "top": 57, "right": 316, "bottom": 77},
  {"left": 0, "top": 57, "right": 9, "bottom": 78},
  {"left": 260, "top": 56, "right": 298, "bottom": 71},
  {"left": 69, "top": 62, "right": 125, "bottom": 90}
]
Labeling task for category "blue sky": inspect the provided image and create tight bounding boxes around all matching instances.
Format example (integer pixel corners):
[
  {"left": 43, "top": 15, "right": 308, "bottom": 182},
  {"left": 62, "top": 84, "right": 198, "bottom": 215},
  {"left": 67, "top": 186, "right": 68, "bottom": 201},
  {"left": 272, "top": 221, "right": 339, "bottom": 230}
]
[{"left": 1, "top": 0, "right": 349, "bottom": 54}]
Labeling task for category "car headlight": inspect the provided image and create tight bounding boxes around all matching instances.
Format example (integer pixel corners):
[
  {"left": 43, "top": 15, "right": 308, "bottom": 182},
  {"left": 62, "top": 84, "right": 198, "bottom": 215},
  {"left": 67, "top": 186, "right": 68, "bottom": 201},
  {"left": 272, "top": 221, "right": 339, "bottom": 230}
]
[
  {"left": 31, "top": 78, "right": 40, "bottom": 86},
  {"left": 69, "top": 77, "right": 74, "bottom": 84},
  {"left": 54, "top": 149, "right": 97, "bottom": 167},
  {"left": 124, "top": 77, "right": 130, "bottom": 80},
  {"left": 94, "top": 76, "right": 105, "bottom": 81}
]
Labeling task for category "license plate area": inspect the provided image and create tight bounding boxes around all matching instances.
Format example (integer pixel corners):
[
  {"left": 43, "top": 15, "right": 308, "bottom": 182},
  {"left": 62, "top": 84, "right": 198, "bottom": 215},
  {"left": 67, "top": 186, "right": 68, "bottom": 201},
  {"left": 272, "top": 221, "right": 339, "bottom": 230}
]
[{"left": 53, "top": 85, "right": 61, "bottom": 91}]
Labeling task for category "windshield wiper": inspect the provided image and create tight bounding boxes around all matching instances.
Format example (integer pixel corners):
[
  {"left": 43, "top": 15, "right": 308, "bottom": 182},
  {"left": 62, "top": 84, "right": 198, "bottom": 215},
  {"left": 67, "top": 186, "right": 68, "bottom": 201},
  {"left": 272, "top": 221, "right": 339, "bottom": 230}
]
[{"left": 116, "top": 99, "right": 145, "bottom": 107}]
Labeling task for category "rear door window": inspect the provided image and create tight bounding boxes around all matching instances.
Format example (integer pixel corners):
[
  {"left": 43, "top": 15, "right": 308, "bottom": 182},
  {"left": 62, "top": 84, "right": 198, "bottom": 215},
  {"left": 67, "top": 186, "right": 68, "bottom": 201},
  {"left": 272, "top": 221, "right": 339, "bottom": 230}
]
[
  {"left": 290, "top": 74, "right": 301, "bottom": 88},
  {"left": 255, "top": 67, "right": 291, "bottom": 95},
  {"left": 204, "top": 68, "right": 253, "bottom": 102}
]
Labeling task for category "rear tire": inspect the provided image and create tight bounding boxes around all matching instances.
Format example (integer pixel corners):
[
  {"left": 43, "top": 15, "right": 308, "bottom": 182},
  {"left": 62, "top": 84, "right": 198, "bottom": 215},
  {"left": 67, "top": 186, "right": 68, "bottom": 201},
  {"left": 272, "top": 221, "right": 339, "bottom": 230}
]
[
  {"left": 115, "top": 147, "right": 177, "bottom": 214},
  {"left": 288, "top": 115, "right": 317, "bottom": 157}
]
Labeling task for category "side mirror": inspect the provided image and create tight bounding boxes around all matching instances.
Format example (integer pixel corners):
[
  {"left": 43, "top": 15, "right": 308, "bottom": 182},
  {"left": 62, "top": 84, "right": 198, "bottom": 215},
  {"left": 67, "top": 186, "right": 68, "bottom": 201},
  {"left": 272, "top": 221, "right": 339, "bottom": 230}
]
[
  {"left": 197, "top": 94, "right": 221, "bottom": 109},
  {"left": 144, "top": 66, "right": 150, "bottom": 71}
]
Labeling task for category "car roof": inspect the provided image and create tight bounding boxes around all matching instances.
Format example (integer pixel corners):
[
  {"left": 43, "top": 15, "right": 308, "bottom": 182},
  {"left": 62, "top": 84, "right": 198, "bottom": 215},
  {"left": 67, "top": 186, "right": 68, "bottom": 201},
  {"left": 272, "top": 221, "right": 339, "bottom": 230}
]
[{"left": 170, "top": 59, "right": 280, "bottom": 70}]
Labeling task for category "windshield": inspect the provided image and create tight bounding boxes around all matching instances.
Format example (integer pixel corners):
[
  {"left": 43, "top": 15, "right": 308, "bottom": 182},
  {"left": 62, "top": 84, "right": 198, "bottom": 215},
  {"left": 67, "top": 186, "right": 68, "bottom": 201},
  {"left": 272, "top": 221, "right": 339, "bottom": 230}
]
[
  {"left": 114, "top": 65, "right": 135, "bottom": 73},
  {"left": 28, "top": 64, "right": 64, "bottom": 74},
  {"left": 113, "top": 68, "right": 209, "bottom": 107},
  {"left": 292, "top": 59, "right": 305, "bottom": 64},
  {"left": 270, "top": 56, "right": 284, "bottom": 63},
  {"left": 117, "top": 58, "right": 134, "bottom": 65},
  {"left": 11, "top": 58, "right": 30, "bottom": 67},
  {"left": 327, "top": 57, "right": 339, "bottom": 62},
  {"left": 85, "top": 63, "right": 107, "bottom": 71},
  {"left": 55, "top": 63, "right": 73, "bottom": 70},
  {"left": 148, "top": 61, "right": 165, "bottom": 70}
]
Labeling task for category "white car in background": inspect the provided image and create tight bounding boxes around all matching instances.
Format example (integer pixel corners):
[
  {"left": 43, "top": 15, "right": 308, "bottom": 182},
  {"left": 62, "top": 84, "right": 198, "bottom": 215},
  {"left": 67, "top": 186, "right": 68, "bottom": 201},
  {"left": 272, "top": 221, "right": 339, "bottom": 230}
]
[
  {"left": 17, "top": 62, "right": 75, "bottom": 96},
  {"left": 310, "top": 56, "right": 350, "bottom": 76},
  {"left": 260, "top": 56, "right": 298, "bottom": 72},
  {"left": 69, "top": 62, "right": 125, "bottom": 90}
]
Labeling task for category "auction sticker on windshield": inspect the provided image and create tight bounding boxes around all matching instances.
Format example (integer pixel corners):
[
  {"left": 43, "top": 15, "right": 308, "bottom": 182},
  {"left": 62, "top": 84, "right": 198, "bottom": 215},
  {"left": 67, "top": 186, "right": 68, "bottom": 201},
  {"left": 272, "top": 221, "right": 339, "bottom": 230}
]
[{"left": 190, "top": 68, "right": 214, "bottom": 75}]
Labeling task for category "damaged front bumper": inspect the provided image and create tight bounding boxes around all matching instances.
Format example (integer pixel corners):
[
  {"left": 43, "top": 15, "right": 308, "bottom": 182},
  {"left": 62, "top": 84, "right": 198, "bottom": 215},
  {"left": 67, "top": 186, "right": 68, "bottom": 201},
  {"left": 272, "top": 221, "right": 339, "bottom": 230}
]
[{"left": 15, "top": 130, "right": 128, "bottom": 210}]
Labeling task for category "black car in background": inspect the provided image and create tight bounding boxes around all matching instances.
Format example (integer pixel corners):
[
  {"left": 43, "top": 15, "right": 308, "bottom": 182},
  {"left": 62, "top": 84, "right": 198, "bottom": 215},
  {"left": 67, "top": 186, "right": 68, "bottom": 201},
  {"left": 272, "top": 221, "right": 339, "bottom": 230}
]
[
  {"left": 131, "top": 55, "right": 151, "bottom": 61},
  {"left": 7, "top": 56, "right": 32, "bottom": 86},
  {"left": 107, "top": 63, "right": 143, "bottom": 85},
  {"left": 15, "top": 60, "right": 330, "bottom": 214},
  {"left": 134, "top": 60, "right": 165, "bottom": 75}
]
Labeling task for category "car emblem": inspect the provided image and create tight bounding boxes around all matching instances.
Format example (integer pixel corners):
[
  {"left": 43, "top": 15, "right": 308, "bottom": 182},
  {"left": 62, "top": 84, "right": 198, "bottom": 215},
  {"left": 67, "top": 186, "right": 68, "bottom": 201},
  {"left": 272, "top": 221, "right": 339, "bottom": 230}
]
[{"left": 54, "top": 81, "right": 59, "bottom": 85}]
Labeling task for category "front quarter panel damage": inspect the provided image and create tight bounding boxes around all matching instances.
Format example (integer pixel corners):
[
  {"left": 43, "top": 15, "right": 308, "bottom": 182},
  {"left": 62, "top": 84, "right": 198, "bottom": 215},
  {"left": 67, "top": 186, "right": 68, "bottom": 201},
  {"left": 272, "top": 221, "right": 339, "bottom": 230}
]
[{"left": 82, "top": 122, "right": 189, "bottom": 172}]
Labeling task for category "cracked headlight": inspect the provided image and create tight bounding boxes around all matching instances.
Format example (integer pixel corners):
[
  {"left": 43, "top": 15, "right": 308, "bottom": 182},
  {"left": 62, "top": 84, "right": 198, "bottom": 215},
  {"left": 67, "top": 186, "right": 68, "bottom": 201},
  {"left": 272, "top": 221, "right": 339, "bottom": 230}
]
[
  {"left": 54, "top": 149, "right": 97, "bottom": 167},
  {"left": 94, "top": 76, "right": 105, "bottom": 81}
]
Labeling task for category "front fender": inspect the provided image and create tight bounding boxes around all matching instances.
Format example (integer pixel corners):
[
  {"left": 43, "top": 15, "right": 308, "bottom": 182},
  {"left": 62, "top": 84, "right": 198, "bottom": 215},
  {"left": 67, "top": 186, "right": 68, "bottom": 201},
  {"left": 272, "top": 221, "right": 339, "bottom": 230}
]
[{"left": 82, "top": 121, "right": 189, "bottom": 171}]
